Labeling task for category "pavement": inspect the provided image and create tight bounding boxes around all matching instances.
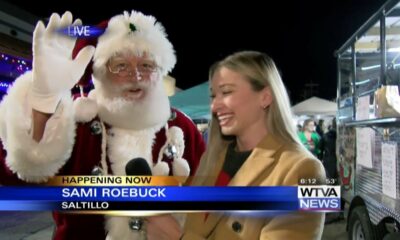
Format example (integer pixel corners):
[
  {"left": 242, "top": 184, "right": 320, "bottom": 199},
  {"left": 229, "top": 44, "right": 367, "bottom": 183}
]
[
  {"left": 0, "top": 211, "right": 348, "bottom": 240},
  {"left": 0, "top": 212, "right": 53, "bottom": 240},
  {"left": 322, "top": 213, "right": 347, "bottom": 240}
]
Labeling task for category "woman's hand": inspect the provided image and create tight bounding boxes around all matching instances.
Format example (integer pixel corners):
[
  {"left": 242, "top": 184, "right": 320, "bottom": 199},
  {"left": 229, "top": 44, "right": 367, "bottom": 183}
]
[{"left": 146, "top": 214, "right": 183, "bottom": 240}]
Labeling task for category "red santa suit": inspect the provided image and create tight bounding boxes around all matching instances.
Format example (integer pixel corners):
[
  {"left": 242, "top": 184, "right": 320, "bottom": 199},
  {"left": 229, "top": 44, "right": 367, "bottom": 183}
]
[{"left": 0, "top": 10, "right": 205, "bottom": 240}]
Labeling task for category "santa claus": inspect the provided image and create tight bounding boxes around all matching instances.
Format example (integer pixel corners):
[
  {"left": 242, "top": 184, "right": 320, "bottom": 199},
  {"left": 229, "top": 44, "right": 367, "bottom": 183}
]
[{"left": 0, "top": 10, "right": 205, "bottom": 240}]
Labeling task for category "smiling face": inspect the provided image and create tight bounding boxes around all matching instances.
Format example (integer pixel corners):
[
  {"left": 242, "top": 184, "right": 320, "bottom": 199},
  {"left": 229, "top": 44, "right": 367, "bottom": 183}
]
[
  {"left": 93, "top": 50, "right": 171, "bottom": 130},
  {"left": 210, "top": 67, "right": 271, "bottom": 137},
  {"left": 104, "top": 52, "right": 160, "bottom": 101}
]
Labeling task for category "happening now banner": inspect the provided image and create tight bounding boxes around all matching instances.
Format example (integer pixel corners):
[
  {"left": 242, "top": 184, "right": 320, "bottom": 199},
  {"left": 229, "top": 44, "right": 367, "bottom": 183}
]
[{"left": 0, "top": 176, "right": 340, "bottom": 213}]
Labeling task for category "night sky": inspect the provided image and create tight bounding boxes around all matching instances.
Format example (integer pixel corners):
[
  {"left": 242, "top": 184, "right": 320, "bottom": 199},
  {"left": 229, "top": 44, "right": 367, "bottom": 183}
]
[{"left": 3, "top": 0, "right": 389, "bottom": 103}]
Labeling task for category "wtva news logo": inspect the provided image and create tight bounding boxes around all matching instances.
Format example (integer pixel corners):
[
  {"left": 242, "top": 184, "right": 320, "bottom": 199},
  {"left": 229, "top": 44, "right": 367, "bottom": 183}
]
[
  {"left": 58, "top": 25, "right": 105, "bottom": 38},
  {"left": 298, "top": 185, "right": 341, "bottom": 211}
]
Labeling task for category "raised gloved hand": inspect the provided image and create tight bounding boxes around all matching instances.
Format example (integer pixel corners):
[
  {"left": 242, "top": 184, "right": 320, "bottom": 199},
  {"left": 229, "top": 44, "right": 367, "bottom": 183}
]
[{"left": 30, "top": 11, "right": 95, "bottom": 113}]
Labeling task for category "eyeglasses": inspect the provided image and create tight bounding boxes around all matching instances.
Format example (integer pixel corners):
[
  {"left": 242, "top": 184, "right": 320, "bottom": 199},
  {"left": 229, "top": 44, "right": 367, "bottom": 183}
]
[{"left": 108, "top": 57, "right": 159, "bottom": 78}]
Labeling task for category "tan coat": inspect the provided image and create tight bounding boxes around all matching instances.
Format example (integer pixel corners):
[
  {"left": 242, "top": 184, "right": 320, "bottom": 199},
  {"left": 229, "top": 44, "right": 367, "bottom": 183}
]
[{"left": 183, "top": 134, "right": 326, "bottom": 240}]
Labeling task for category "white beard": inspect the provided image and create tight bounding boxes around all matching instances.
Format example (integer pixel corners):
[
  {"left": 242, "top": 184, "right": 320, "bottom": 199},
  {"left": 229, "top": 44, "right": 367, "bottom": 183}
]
[{"left": 94, "top": 77, "right": 171, "bottom": 130}]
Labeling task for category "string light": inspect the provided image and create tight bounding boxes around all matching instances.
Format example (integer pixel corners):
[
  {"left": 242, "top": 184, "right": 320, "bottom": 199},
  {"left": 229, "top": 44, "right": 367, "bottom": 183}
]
[{"left": 0, "top": 52, "right": 32, "bottom": 76}]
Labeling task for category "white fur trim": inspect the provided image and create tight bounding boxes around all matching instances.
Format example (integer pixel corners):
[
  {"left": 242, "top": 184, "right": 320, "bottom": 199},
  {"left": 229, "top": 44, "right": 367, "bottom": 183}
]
[
  {"left": 104, "top": 122, "right": 184, "bottom": 239},
  {"left": 105, "top": 126, "right": 162, "bottom": 240},
  {"left": 168, "top": 127, "right": 189, "bottom": 177},
  {"left": 73, "top": 95, "right": 98, "bottom": 122},
  {"left": 93, "top": 10, "right": 176, "bottom": 76},
  {"left": 152, "top": 161, "right": 169, "bottom": 176},
  {"left": 172, "top": 157, "right": 190, "bottom": 177},
  {"left": 88, "top": 88, "right": 97, "bottom": 101},
  {"left": 0, "top": 72, "right": 75, "bottom": 182},
  {"left": 107, "top": 127, "right": 160, "bottom": 175},
  {"left": 156, "top": 126, "right": 188, "bottom": 176},
  {"left": 168, "top": 126, "right": 185, "bottom": 157}
]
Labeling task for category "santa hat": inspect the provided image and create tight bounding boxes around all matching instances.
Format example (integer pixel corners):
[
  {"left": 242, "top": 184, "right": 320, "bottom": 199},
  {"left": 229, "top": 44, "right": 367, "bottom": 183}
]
[
  {"left": 73, "top": 10, "right": 176, "bottom": 86},
  {"left": 72, "top": 10, "right": 177, "bottom": 122}
]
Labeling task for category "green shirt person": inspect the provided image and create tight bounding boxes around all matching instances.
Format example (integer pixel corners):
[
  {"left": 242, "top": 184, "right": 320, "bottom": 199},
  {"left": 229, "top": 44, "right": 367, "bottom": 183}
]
[{"left": 298, "top": 119, "right": 321, "bottom": 156}]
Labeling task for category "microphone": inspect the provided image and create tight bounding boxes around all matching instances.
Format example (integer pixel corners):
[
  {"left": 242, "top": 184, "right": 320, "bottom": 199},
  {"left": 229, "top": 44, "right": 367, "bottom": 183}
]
[
  {"left": 125, "top": 158, "right": 152, "bottom": 235},
  {"left": 125, "top": 157, "right": 152, "bottom": 176}
]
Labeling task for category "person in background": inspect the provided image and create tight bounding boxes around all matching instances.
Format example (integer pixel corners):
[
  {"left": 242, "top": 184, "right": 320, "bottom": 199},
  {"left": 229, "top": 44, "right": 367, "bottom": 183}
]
[
  {"left": 145, "top": 51, "right": 326, "bottom": 240},
  {"left": 0, "top": 10, "right": 205, "bottom": 240},
  {"left": 320, "top": 118, "right": 343, "bottom": 223},
  {"left": 316, "top": 119, "right": 325, "bottom": 137},
  {"left": 296, "top": 123, "right": 303, "bottom": 132},
  {"left": 298, "top": 119, "right": 321, "bottom": 157},
  {"left": 320, "top": 118, "right": 338, "bottom": 180}
]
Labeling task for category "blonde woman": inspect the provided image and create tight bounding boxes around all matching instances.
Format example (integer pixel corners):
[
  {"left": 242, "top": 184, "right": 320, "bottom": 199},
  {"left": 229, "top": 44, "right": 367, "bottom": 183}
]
[{"left": 146, "top": 51, "right": 326, "bottom": 240}]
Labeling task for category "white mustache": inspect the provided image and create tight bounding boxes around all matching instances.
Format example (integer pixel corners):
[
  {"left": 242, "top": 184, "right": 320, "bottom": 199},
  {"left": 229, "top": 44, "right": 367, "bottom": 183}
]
[{"left": 118, "top": 81, "right": 151, "bottom": 91}]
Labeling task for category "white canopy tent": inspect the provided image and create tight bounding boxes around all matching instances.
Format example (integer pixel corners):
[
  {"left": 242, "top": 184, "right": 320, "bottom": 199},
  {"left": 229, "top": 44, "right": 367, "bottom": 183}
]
[{"left": 292, "top": 97, "right": 337, "bottom": 116}]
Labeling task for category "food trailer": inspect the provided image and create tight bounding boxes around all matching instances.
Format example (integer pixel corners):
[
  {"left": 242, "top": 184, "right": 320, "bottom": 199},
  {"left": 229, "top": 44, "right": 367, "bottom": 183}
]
[{"left": 336, "top": 0, "right": 400, "bottom": 239}]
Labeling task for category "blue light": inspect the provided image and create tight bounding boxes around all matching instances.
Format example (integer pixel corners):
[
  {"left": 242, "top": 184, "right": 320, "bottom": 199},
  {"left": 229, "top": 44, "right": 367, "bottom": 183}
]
[{"left": 0, "top": 81, "right": 10, "bottom": 92}]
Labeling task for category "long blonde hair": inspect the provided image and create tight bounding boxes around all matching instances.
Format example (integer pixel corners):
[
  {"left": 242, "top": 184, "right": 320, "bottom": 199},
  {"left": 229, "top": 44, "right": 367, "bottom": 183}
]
[{"left": 194, "top": 51, "right": 304, "bottom": 185}]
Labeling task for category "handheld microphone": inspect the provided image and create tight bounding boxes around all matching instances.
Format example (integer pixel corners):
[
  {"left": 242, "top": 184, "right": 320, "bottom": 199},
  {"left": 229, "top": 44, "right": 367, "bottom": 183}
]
[
  {"left": 125, "top": 158, "right": 152, "bottom": 235},
  {"left": 125, "top": 157, "right": 152, "bottom": 176}
]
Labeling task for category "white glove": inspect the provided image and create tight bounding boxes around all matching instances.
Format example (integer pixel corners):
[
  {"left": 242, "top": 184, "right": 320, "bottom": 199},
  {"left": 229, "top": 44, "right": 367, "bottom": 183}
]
[{"left": 30, "top": 11, "right": 95, "bottom": 113}]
